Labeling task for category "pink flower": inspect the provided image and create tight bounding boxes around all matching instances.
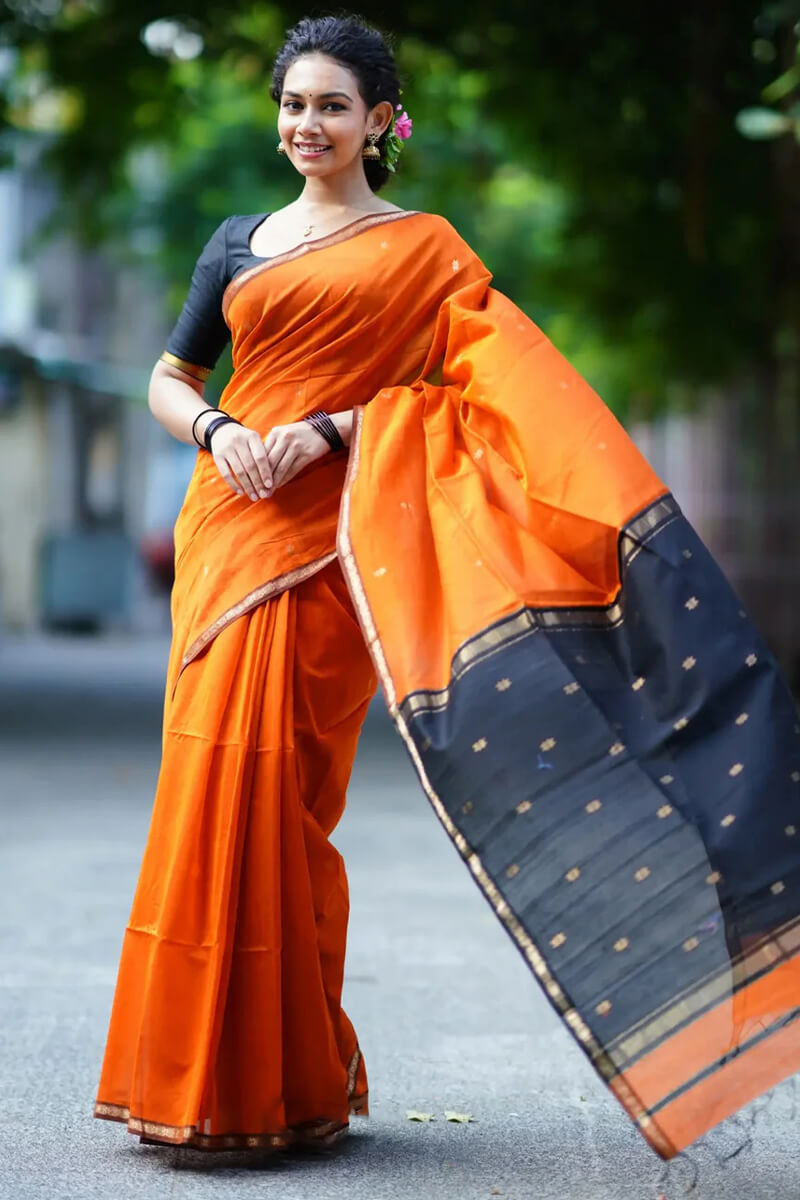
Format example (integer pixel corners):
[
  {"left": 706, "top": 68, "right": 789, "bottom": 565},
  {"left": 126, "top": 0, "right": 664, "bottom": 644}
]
[{"left": 393, "top": 110, "right": 413, "bottom": 140}]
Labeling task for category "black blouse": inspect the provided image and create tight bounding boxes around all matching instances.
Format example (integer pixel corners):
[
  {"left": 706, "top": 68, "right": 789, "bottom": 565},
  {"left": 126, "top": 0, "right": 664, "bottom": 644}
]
[{"left": 162, "top": 213, "right": 269, "bottom": 380}]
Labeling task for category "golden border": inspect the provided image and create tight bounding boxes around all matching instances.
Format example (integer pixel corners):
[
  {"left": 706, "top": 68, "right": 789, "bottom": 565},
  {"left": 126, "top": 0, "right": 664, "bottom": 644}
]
[
  {"left": 160, "top": 351, "right": 213, "bottom": 382},
  {"left": 179, "top": 551, "right": 338, "bottom": 677},
  {"left": 336, "top": 409, "right": 675, "bottom": 1160},
  {"left": 607, "top": 916, "right": 800, "bottom": 1070},
  {"left": 94, "top": 1048, "right": 366, "bottom": 1151},
  {"left": 94, "top": 1101, "right": 352, "bottom": 1151},
  {"left": 222, "top": 209, "right": 423, "bottom": 323},
  {"left": 397, "top": 494, "right": 679, "bottom": 720}
]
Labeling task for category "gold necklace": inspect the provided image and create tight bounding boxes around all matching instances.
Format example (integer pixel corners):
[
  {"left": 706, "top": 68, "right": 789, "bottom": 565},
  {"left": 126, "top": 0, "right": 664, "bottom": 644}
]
[{"left": 299, "top": 205, "right": 370, "bottom": 240}]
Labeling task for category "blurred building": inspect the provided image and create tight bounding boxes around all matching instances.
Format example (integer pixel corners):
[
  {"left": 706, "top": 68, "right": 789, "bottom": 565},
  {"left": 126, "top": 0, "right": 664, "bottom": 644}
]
[
  {"left": 0, "top": 152, "right": 796, "bottom": 686},
  {"left": 0, "top": 150, "right": 195, "bottom": 633}
]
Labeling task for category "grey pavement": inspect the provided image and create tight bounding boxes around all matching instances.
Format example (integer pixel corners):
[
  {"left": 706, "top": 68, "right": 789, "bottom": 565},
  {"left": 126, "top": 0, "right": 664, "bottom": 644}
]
[{"left": 0, "top": 634, "right": 798, "bottom": 1200}]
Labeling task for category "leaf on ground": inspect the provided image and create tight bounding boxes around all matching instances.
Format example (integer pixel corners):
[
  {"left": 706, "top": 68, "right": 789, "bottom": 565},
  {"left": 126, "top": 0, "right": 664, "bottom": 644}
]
[
  {"left": 444, "top": 1110, "right": 475, "bottom": 1123},
  {"left": 491, "top": 1189, "right": 502, "bottom": 1196},
  {"left": 406, "top": 1110, "right": 435, "bottom": 1122}
]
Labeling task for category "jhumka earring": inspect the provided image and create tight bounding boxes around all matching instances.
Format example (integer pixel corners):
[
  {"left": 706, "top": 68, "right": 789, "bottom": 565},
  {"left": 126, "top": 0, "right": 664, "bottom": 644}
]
[
  {"left": 276, "top": 142, "right": 286, "bottom": 155},
  {"left": 362, "top": 132, "right": 381, "bottom": 160}
]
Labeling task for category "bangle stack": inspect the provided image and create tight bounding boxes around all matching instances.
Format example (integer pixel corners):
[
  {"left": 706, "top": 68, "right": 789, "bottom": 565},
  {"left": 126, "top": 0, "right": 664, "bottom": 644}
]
[
  {"left": 191, "top": 408, "right": 217, "bottom": 448},
  {"left": 303, "top": 410, "right": 345, "bottom": 453},
  {"left": 194, "top": 410, "right": 241, "bottom": 452}
]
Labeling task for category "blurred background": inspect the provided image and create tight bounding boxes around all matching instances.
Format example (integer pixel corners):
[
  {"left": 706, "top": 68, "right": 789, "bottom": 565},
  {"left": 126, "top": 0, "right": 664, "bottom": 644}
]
[
  {"left": 0, "top": 0, "right": 798, "bottom": 669},
  {"left": 1, "top": 7, "right": 800, "bottom": 1196}
]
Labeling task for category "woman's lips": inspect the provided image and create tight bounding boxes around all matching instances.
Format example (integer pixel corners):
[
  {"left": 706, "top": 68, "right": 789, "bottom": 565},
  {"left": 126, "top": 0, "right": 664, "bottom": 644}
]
[{"left": 294, "top": 143, "right": 331, "bottom": 156}]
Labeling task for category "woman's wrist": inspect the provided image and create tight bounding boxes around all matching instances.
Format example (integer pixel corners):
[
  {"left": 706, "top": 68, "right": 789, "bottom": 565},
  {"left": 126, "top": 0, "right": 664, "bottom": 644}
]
[
  {"left": 190, "top": 407, "right": 218, "bottom": 447},
  {"left": 330, "top": 410, "right": 354, "bottom": 448}
]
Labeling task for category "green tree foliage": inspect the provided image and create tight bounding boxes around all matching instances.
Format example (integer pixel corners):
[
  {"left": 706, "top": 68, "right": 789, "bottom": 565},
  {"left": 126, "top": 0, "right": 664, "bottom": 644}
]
[{"left": 1, "top": 0, "right": 798, "bottom": 416}]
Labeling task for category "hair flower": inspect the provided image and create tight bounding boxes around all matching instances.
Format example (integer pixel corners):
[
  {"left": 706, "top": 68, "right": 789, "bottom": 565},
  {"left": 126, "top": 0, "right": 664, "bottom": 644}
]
[
  {"left": 394, "top": 108, "right": 413, "bottom": 140},
  {"left": 381, "top": 104, "right": 413, "bottom": 173}
]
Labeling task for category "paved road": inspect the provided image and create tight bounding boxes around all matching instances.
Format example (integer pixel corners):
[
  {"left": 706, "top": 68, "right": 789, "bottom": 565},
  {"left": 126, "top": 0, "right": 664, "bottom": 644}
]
[{"left": 0, "top": 635, "right": 797, "bottom": 1200}]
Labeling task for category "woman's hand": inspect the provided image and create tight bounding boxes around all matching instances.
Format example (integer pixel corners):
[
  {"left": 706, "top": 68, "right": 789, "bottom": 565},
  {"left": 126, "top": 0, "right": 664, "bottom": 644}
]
[
  {"left": 208, "top": 421, "right": 274, "bottom": 501},
  {"left": 262, "top": 421, "right": 330, "bottom": 490}
]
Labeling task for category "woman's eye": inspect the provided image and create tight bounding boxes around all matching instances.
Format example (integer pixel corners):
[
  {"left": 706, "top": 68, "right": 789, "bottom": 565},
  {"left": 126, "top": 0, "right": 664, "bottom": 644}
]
[{"left": 281, "top": 100, "right": 345, "bottom": 112}]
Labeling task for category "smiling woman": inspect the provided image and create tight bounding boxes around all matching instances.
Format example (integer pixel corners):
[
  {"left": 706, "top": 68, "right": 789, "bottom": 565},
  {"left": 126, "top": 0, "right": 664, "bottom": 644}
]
[{"left": 93, "top": 10, "right": 800, "bottom": 1170}]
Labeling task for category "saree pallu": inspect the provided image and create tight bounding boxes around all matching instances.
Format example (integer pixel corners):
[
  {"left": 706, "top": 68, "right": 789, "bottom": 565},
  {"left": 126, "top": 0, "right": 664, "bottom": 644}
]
[
  {"left": 339, "top": 246, "right": 800, "bottom": 1159},
  {"left": 96, "top": 210, "right": 800, "bottom": 1158}
]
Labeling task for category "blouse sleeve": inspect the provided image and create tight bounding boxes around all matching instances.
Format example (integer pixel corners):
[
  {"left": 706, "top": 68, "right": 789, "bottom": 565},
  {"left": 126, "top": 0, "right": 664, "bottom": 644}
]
[{"left": 161, "top": 218, "right": 232, "bottom": 382}]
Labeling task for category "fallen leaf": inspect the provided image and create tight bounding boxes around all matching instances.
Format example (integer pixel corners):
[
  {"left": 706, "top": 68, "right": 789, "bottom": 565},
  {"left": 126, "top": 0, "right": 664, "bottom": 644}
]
[
  {"left": 444, "top": 1110, "right": 475, "bottom": 1123},
  {"left": 491, "top": 1189, "right": 502, "bottom": 1196},
  {"left": 406, "top": 1110, "right": 435, "bottom": 1122}
]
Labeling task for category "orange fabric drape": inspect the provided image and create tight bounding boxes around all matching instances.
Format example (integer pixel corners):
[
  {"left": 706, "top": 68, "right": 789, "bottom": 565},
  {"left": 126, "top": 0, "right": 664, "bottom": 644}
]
[
  {"left": 336, "top": 230, "right": 800, "bottom": 1161},
  {"left": 96, "top": 209, "right": 800, "bottom": 1160},
  {"left": 96, "top": 210, "right": 474, "bottom": 1152},
  {"left": 95, "top": 561, "right": 376, "bottom": 1148}
]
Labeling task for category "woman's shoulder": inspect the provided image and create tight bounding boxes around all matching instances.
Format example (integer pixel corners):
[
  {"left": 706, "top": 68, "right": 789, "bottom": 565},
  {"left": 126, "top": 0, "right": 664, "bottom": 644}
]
[
  {"left": 405, "top": 211, "right": 476, "bottom": 254},
  {"left": 225, "top": 213, "right": 270, "bottom": 241},
  {"left": 407, "top": 210, "right": 467, "bottom": 236}
]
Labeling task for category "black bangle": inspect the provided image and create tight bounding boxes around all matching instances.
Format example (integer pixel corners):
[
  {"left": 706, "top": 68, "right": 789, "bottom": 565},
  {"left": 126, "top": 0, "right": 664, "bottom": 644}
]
[
  {"left": 203, "top": 413, "right": 241, "bottom": 451},
  {"left": 191, "top": 408, "right": 218, "bottom": 448},
  {"left": 304, "top": 410, "right": 345, "bottom": 453}
]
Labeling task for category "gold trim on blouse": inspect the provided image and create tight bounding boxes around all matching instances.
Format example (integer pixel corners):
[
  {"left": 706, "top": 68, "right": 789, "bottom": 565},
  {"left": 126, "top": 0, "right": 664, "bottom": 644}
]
[{"left": 160, "top": 351, "right": 213, "bottom": 382}]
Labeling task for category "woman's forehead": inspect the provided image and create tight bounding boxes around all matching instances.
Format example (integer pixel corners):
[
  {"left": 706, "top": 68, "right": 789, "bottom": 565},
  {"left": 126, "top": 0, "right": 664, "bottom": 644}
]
[{"left": 282, "top": 54, "right": 358, "bottom": 96}]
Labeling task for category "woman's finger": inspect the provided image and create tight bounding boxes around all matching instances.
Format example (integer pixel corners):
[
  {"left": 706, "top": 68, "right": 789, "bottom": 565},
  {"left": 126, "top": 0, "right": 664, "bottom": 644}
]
[
  {"left": 266, "top": 435, "right": 291, "bottom": 477},
  {"left": 247, "top": 433, "right": 273, "bottom": 492},
  {"left": 214, "top": 453, "right": 245, "bottom": 496},
  {"left": 272, "top": 448, "right": 300, "bottom": 489},
  {"left": 262, "top": 425, "right": 284, "bottom": 459},
  {"left": 276, "top": 453, "right": 306, "bottom": 489},
  {"left": 227, "top": 449, "right": 262, "bottom": 501}
]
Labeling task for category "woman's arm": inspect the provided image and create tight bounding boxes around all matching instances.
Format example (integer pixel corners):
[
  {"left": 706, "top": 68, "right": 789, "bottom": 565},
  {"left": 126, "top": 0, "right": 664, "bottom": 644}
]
[
  {"left": 148, "top": 359, "right": 273, "bottom": 500},
  {"left": 148, "top": 359, "right": 219, "bottom": 447},
  {"left": 148, "top": 360, "right": 353, "bottom": 500}
]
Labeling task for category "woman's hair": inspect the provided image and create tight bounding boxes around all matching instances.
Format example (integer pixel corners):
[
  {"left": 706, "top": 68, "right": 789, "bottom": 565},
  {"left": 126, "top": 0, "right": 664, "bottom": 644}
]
[{"left": 270, "top": 14, "right": 402, "bottom": 192}]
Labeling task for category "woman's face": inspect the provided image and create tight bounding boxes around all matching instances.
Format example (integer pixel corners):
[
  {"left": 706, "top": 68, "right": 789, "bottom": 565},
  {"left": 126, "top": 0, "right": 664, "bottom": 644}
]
[{"left": 277, "top": 53, "right": 391, "bottom": 180}]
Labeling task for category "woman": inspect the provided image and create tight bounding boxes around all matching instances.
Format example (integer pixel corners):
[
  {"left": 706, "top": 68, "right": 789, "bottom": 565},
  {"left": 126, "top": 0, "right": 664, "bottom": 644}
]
[{"left": 95, "top": 14, "right": 800, "bottom": 1161}]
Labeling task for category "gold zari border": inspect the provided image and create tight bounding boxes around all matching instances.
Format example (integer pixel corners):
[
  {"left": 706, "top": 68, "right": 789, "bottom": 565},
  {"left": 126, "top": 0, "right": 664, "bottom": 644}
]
[
  {"left": 160, "top": 351, "right": 213, "bottom": 382},
  {"left": 222, "top": 209, "right": 423, "bottom": 323},
  {"left": 179, "top": 551, "right": 338, "bottom": 677},
  {"left": 397, "top": 494, "right": 678, "bottom": 721},
  {"left": 337, "top": 409, "right": 676, "bottom": 1159},
  {"left": 94, "top": 1049, "right": 366, "bottom": 1151}
]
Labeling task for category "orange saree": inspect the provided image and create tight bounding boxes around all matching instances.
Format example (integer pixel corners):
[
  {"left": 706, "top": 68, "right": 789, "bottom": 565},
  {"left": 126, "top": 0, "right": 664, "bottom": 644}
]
[{"left": 96, "top": 210, "right": 800, "bottom": 1159}]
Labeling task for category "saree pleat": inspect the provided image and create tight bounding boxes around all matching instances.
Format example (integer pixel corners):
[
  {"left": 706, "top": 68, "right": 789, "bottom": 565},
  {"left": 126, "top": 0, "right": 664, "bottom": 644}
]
[{"left": 95, "top": 560, "right": 375, "bottom": 1148}]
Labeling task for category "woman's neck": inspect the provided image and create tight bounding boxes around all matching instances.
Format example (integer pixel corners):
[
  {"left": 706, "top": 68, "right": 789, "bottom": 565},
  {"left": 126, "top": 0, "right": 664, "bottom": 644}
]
[{"left": 297, "top": 173, "right": 380, "bottom": 212}]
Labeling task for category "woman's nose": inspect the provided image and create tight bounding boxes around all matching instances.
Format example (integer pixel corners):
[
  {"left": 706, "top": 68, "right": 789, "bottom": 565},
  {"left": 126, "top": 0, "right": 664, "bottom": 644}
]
[{"left": 297, "top": 109, "right": 321, "bottom": 134}]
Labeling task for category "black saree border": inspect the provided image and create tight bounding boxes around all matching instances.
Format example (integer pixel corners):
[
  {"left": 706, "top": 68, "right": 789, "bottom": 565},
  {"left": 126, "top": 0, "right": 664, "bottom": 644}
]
[
  {"left": 605, "top": 915, "right": 800, "bottom": 1072},
  {"left": 221, "top": 209, "right": 424, "bottom": 324},
  {"left": 646, "top": 1001, "right": 800, "bottom": 1119},
  {"left": 397, "top": 492, "right": 680, "bottom": 721},
  {"left": 337, "top": 407, "right": 677, "bottom": 1160}
]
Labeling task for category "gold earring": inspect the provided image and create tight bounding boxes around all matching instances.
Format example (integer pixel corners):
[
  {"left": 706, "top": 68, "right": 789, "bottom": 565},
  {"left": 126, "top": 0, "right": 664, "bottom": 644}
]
[
  {"left": 362, "top": 132, "right": 381, "bottom": 160},
  {"left": 276, "top": 142, "right": 286, "bottom": 155}
]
